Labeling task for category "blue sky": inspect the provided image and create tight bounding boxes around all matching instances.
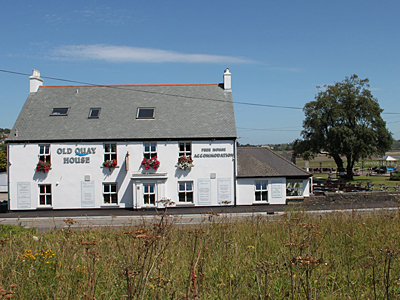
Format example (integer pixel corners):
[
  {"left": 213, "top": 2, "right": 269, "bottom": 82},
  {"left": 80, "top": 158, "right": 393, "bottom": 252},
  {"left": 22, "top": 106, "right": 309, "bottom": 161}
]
[{"left": 1, "top": 0, "right": 400, "bottom": 144}]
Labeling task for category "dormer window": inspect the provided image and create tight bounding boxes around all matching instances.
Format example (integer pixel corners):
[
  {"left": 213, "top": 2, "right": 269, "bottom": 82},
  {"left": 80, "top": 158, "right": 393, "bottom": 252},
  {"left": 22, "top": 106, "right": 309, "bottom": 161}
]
[
  {"left": 89, "top": 108, "right": 101, "bottom": 119},
  {"left": 137, "top": 108, "right": 155, "bottom": 119},
  {"left": 51, "top": 108, "right": 69, "bottom": 116}
]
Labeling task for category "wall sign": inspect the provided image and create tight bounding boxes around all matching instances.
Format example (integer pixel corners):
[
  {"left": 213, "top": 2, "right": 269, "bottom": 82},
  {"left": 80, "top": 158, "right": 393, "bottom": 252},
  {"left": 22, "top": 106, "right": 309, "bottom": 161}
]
[
  {"left": 271, "top": 180, "right": 282, "bottom": 198},
  {"left": 218, "top": 178, "right": 231, "bottom": 204},
  {"left": 17, "top": 182, "right": 31, "bottom": 208},
  {"left": 57, "top": 147, "right": 96, "bottom": 164},
  {"left": 193, "top": 148, "right": 234, "bottom": 159},
  {"left": 198, "top": 179, "right": 211, "bottom": 205},
  {"left": 81, "top": 181, "right": 95, "bottom": 207}
]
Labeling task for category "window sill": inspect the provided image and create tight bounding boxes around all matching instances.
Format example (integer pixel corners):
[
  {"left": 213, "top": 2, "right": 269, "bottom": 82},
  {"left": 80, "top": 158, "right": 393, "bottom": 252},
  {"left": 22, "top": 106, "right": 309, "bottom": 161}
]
[
  {"left": 101, "top": 205, "right": 120, "bottom": 208},
  {"left": 36, "top": 206, "right": 53, "bottom": 210},
  {"left": 252, "top": 201, "right": 269, "bottom": 205},
  {"left": 176, "top": 203, "right": 195, "bottom": 206},
  {"left": 101, "top": 166, "right": 120, "bottom": 169}
]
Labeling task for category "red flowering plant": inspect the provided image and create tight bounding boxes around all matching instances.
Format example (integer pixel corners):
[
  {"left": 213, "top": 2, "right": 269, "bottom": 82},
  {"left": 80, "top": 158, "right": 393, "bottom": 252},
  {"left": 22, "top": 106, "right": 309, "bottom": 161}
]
[
  {"left": 36, "top": 161, "right": 51, "bottom": 173},
  {"left": 141, "top": 156, "right": 160, "bottom": 170},
  {"left": 176, "top": 155, "right": 194, "bottom": 170},
  {"left": 103, "top": 159, "right": 118, "bottom": 168}
]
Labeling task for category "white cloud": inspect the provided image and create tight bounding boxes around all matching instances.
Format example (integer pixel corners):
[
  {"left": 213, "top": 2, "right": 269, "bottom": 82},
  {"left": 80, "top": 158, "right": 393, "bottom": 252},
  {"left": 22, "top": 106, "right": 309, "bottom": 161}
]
[{"left": 51, "top": 44, "right": 255, "bottom": 64}]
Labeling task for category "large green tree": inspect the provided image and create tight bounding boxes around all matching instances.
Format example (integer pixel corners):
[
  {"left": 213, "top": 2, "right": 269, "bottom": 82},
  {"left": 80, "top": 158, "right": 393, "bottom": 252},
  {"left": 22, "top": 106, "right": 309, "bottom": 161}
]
[{"left": 293, "top": 75, "right": 393, "bottom": 180}]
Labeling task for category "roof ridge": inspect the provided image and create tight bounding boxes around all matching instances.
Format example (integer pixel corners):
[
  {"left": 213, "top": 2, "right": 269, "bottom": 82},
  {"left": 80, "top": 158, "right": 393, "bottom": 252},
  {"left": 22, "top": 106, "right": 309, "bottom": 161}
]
[{"left": 41, "top": 83, "right": 220, "bottom": 88}]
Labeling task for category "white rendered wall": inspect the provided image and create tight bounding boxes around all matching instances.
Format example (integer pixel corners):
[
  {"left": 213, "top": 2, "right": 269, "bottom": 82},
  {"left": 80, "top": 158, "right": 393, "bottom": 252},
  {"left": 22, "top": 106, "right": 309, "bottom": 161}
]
[
  {"left": 8, "top": 140, "right": 236, "bottom": 210},
  {"left": 237, "top": 177, "right": 310, "bottom": 205},
  {"left": 236, "top": 177, "right": 287, "bottom": 205}
]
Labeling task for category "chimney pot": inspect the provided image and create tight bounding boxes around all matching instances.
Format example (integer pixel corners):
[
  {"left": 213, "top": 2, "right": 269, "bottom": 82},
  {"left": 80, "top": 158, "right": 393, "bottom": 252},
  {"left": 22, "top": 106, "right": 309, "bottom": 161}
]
[
  {"left": 29, "top": 69, "right": 43, "bottom": 93},
  {"left": 223, "top": 68, "right": 231, "bottom": 91}
]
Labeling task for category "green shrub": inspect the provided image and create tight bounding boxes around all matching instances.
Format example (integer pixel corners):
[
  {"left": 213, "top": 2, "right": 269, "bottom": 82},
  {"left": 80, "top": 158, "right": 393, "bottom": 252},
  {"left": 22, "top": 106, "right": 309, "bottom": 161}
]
[{"left": 390, "top": 172, "right": 400, "bottom": 180}]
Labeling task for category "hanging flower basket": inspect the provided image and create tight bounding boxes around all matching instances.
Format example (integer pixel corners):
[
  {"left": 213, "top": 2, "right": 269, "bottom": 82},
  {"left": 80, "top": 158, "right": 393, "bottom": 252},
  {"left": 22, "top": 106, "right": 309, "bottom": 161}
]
[
  {"left": 176, "top": 155, "right": 194, "bottom": 170},
  {"left": 141, "top": 157, "right": 160, "bottom": 170},
  {"left": 103, "top": 159, "right": 118, "bottom": 168},
  {"left": 36, "top": 161, "right": 51, "bottom": 173}
]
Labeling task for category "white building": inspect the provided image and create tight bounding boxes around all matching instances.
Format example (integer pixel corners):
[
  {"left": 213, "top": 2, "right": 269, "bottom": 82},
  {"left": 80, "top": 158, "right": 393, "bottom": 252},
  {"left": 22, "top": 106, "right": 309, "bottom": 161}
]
[{"left": 6, "top": 69, "right": 310, "bottom": 211}]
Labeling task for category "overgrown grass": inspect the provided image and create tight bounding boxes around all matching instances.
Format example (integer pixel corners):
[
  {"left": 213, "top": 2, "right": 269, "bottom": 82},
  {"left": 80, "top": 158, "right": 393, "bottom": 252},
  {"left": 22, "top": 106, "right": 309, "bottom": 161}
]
[{"left": 1, "top": 210, "right": 400, "bottom": 299}]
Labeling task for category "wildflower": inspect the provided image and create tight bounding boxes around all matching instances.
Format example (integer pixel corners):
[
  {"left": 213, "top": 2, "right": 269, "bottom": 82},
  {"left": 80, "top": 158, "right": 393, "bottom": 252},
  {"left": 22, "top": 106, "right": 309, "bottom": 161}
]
[{"left": 63, "top": 218, "right": 76, "bottom": 225}]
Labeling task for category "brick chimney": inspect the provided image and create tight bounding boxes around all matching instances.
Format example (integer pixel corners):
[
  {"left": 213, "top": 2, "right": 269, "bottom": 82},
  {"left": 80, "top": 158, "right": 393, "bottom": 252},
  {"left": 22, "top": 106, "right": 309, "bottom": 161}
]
[
  {"left": 29, "top": 69, "right": 43, "bottom": 93},
  {"left": 223, "top": 68, "right": 231, "bottom": 91}
]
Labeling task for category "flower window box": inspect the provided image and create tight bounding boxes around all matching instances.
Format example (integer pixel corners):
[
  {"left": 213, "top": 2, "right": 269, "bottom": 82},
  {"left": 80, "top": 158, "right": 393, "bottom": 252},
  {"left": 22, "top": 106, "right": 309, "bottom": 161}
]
[
  {"left": 176, "top": 156, "right": 194, "bottom": 170},
  {"left": 141, "top": 157, "right": 160, "bottom": 170},
  {"left": 36, "top": 161, "right": 51, "bottom": 173},
  {"left": 103, "top": 159, "right": 118, "bottom": 169}
]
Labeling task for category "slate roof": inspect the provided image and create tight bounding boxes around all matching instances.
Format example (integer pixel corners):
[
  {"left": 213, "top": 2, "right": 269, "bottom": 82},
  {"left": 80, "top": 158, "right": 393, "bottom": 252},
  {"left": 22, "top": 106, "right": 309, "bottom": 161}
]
[
  {"left": 8, "top": 83, "right": 236, "bottom": 142},
  {"left": 237, "top": 147, "right": 311, "bottom": 178}
]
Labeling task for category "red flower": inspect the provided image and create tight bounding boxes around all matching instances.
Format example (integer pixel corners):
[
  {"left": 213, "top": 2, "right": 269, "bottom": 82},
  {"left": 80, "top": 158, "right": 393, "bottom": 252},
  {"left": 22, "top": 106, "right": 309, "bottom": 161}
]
[{"left": 103, "top": 159, "right": 117, "bottom": 168}]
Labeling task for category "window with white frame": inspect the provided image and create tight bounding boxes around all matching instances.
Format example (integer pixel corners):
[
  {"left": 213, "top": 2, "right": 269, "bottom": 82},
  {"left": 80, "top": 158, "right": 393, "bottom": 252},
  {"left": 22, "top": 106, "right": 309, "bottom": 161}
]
[
  {"left": 179, "top": 142, "right": 192, "bottom": 157},
  {"left": 255, "top": 181, "right": 268, "bottom": 202},
  {"left": 178, "top": 181, "right": 193, "bottom": 203},
  {"left": 143, "top": 183, "right": 156, "bottom": 205},
  {"left": 286, "top": 180, "right": 303, "bottom": 196},
  {"left": 103, "top": 183, "right": 118, "bottom": 204},
  {"left": 104, "top": 143, "right": 117, "bottom": 161},
  {"left": 39, "top": 184, "right": 52, "bottom": 206},
  {"left": 39, "top": 145, "right": 50, "bottom": 163},
  {"left": 144, "top": 143, "right": 157, "bottom": 159}
]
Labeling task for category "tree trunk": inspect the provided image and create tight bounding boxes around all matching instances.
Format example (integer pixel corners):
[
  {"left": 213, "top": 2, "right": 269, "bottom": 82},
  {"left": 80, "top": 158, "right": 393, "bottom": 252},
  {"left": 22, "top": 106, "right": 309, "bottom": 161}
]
[
  {"left": 332, "top": 154, "right": 345, "bottom": 178},
  {"left": 346, "top": 155, "right": 354, "bottom": 181}
]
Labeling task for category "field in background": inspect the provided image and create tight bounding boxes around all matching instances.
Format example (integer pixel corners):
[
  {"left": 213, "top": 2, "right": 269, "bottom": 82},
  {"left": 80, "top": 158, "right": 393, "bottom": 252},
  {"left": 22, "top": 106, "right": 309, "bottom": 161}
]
[
  {"left": 296, "top": 151, "right": 400, "bottom": 170},
  {"left": 296, "top": 151, "right": 400, "bottom": 187},
  {"left": 2, "top": 210, "right": 400, "bottom": 299}
]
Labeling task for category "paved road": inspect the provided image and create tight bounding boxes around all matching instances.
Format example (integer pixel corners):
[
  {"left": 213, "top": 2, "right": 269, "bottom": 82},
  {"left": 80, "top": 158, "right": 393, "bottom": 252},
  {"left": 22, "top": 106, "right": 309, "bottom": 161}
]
[{"left": 1, "top": 199, "right": 399, "bottom": 232}]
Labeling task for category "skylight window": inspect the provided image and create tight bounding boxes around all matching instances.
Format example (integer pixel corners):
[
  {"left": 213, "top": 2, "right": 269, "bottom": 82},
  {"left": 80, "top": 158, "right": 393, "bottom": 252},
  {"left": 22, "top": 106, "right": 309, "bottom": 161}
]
[
  {"left": 88, "top": 108, "right": 101, "bottom": 119},
  {"left": 137, "top": 108, "right": 155, "bottom": 119},
  {"left": 51, "top": 108, "right": 69, "bottom": 116}
]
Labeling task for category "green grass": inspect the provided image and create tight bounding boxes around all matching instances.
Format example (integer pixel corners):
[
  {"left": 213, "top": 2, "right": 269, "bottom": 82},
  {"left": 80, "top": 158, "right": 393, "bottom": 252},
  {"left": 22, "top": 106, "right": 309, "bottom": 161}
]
[{"left": 2, "top": 211, "right": 400, "bottom": 299}]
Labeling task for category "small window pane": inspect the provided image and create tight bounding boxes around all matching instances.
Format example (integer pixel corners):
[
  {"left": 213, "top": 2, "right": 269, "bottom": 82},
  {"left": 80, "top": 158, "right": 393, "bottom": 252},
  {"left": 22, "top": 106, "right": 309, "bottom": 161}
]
[
  {"left": 179, "top": 182, "right": 186, "bottom": 191},
  {"left": 137, "top": 108, "right": 155, "bottom": 119},
  {"left": 149, "top": 194, "right": 155, "bottom": 204},
  {"left": 89, "top": 108, "right": 101, "bottom": 118},
  {"left": 186, "top": 182, "right": 192, "bottom": 191},
  {"left": 187, "top": 192, "right": 193, "bottom": 202},
  {"left": 262, "top": 192, "right": 267, "bottom": 201},
  {"left": 179, "top": 193, "right": 185, "bottom": 202}
]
